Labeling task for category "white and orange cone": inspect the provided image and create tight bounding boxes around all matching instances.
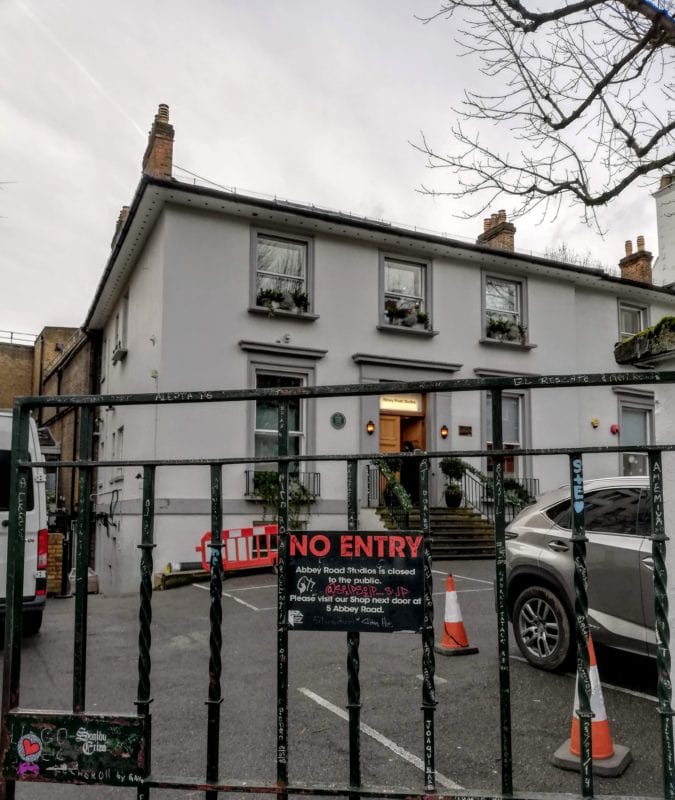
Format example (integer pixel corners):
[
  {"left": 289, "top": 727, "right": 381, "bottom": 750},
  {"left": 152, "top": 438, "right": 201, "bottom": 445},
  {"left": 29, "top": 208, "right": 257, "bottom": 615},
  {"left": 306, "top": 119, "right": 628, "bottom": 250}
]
[
  {"left": 552, "top": 635, "right": 631, "bottom": 776},
  {"left": 434, "top": 574, "right": 478, "bottom": 656}
]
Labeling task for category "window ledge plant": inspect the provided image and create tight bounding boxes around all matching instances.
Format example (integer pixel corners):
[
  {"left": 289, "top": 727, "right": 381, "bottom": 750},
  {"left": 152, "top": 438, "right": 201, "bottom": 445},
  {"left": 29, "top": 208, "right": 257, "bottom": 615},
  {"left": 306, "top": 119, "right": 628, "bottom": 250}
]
[{"left": 486, "top": 316, "right": 527, "bottom": 344}]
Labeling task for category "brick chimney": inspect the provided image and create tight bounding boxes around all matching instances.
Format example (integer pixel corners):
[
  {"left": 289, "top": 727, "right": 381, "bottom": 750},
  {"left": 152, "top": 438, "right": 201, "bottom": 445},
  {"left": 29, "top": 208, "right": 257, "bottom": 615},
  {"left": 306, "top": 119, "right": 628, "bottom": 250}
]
[
  {"left": 142, "top": 103, "right": 174, "bottom": 179},
  {"left": 110, "top": 205, "right": 130, "bottom": 248},
  {"left": 619, "top": 236, "right": 653, "bottom": 284},
  {"left": 476, "top": 210, "right": 516, "bottom": 252}
]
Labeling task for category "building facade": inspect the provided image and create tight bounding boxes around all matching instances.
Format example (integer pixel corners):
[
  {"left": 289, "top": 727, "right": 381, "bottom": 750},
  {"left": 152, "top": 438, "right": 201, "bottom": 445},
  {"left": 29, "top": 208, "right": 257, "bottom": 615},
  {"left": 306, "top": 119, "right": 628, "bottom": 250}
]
[{"left": 78, "top": 105, "right": 675, "bottom": 594}]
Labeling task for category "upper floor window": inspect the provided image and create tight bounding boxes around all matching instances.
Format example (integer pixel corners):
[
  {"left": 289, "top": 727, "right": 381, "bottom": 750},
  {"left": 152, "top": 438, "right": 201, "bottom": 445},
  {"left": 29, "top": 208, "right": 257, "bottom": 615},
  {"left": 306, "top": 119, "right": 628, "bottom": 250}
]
[
  {"left": 112, "top": 293, "right": 129, "bottom": 363},
  {"left": 618, "top": 302, "right": 646, "bottom": 340},
  {"left": 484, "top": 276, "right": 527, "bottom": 344},
  {"left": 381, "top": 256, "right": 431, "bottom": 330},
  {"left": 253, "top": 232, "right": 312, "bottom": 314}
]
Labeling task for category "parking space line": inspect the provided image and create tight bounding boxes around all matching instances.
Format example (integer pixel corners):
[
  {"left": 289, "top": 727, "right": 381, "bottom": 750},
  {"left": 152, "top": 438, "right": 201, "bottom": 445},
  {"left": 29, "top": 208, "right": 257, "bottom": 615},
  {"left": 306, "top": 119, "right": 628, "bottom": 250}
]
[
  {"left": 226, "top": 583, "right": 277, "bottom": 592},
  {"left": 299, "top": 687, "right": 463, "bottom": 790},
  {"left": 433, "top": 571, "right": 493, "bottom": 586},
  {"left": 509, "top": 654, "right": 657, "bottom": 702},
  {"left": 432, "top": 588, "right": 492, "bottom": 596},
  {"left": 192, "top": 583, "right": 262, "bottom": 611},
  {"left": 417, "top": 674, "right": 448, "bottom": 685}
]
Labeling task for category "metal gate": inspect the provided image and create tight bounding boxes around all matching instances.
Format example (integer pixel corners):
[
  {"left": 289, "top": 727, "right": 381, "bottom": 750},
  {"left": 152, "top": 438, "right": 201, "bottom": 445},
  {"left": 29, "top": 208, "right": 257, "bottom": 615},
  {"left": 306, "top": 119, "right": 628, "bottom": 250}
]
[{"left": 1, "top": 371, "right": 674, "bottom": 799}]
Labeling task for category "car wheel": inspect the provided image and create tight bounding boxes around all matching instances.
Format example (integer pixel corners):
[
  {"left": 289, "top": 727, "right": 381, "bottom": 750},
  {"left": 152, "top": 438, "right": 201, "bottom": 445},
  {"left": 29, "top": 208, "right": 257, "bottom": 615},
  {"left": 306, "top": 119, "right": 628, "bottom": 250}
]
[
  {"left": 512, "top": 586, "right": 571, "bottom": 671},
  {"left": 22, "top": 611, "right": 43, "bottom": 637}
]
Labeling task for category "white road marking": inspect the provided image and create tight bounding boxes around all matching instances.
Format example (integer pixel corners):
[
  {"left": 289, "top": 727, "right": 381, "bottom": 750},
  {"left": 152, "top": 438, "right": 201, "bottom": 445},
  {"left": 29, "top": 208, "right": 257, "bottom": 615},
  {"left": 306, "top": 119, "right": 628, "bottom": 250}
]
[
  {"left": 417, "top": 674, "right": 448, "bottom": 685},
  {"left": 431, "top": 569, "right": 493, "bottom": 586},
  {"left": 222, "top": 592, "right": 260, "bottom": 611},
  {"left": 227, "top": 583, "right": 277, "bottom": 592},
  {"left": 192, "top": 583, "right": 261, "bottom": 611},
  {"left": 510, "top": 654, "right": 657, "bottom": 702},
  {"left": 433, "top": 588, "right": 492, "bottom": 596},
  {"left": 298, "top": 687, "right": 463, "bottom": 790}
]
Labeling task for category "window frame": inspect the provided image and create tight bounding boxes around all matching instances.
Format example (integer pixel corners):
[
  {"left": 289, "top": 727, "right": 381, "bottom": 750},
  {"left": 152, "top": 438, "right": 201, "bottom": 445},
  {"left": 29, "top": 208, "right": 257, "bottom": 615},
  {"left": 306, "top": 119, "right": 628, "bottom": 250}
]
[
  {"left": 618, "top": 395, "right": 654, "bottom": 476},
  {"left": 248, "top": 359, "right": 317, "bottom": 475},
  {"left": 250, "top": 229, "right": 314, "bottom": 315},
  {"left": 482, "top": 273, "right": 528, "bottom": 343},
  {"left": 618, "top": 301, "right": 648, "bottom": 341},
  {"left": 482, "top": 388, "right": 531, "bottom": 479},
  {"left": 379, "top": 253, "right": 433, "bottom": 331}
]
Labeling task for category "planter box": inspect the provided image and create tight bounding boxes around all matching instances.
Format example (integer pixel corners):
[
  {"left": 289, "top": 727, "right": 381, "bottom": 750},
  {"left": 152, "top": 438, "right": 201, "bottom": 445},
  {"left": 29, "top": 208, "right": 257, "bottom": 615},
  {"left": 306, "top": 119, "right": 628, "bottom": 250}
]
[{"left": 614, "top": 323, "right": 675, "bottom": 366}]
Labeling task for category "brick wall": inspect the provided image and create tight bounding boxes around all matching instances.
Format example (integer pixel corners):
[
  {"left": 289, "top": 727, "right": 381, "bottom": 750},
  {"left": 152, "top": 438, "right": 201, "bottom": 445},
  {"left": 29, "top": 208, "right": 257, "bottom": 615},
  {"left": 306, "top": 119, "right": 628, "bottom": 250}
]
[
  {"left": 47, "top": 532, "right": 64, "bottom": 595},
  {"left": 0, "top": 343, "right": 33, "bottom": 408}
]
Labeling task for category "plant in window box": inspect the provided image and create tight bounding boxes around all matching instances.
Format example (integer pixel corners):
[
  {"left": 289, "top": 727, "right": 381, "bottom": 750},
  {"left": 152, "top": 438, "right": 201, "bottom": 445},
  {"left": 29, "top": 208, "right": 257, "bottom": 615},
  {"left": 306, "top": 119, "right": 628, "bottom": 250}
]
[
  {"left": 291, "top": 289, "right": 310, "bottom": 313},
  {"left": 416, "top": 311, "right": 430, "bottom": 329},
  {"left": 256, "top": 288, "right": 285, "bottom": 314},
  {"left": 486, "top": 316, "right": 513, "bottom": 340},
  {"left": 439, "top": 456, "right": 466, "bottom": 508}
]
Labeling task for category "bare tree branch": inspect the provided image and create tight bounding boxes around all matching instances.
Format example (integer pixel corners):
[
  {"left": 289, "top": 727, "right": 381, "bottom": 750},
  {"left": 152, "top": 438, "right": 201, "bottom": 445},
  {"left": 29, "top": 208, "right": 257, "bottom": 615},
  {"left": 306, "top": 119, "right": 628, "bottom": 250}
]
[{"left": 417, "top": 0, "right": 675, "bottom": 224}]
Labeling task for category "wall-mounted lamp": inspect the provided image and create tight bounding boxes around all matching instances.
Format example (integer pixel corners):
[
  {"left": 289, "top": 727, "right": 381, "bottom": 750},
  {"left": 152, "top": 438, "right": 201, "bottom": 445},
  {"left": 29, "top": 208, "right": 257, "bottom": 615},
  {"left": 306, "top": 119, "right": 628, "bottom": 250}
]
[
  {"left": 366, "top": 420, "right": 376, "bottom": 436},
  {"left": 610, "top": 424, "right": 620, "bottom": 435},
  {"left": 590, "top": 418, "right": 600, "bottom": 429},
  {"left": 440, "top": 424, "right": 449, "bottom": 439}
]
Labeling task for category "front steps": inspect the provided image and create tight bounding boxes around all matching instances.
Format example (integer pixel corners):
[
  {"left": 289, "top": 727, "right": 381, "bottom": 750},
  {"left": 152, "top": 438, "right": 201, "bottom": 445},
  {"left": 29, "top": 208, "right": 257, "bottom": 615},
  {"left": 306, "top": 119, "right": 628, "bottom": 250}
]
[{"left": 377, "top": 506, "right": 496, "bottom": 559}]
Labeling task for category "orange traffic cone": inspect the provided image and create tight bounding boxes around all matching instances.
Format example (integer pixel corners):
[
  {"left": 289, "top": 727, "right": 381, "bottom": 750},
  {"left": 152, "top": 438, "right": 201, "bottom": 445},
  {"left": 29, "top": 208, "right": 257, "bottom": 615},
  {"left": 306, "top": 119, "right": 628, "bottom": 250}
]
[
  {"left": 552, "top": 635, "right": 631, "bottom": 776},
  {"left": 434, "top": 575, "right": 478, "bottom": 656}
]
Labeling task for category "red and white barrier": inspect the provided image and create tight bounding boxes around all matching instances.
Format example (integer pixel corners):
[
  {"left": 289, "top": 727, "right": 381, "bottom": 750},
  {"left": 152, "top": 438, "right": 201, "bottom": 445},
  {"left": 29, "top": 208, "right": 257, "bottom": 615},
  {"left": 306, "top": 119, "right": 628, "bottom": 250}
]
[{"left": 196, "top": 525, "right": 278, "bottom": 573}]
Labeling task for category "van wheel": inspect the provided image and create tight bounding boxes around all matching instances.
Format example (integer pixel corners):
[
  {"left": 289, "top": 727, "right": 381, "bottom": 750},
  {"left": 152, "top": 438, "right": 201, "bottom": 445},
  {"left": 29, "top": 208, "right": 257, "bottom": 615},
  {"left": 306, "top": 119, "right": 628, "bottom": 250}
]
[
  {"left": 512, "top": 586, "right": 571, "bottom": 671},
  {"left": 23, "top": 611, "right": 43, "bottom": 637}
]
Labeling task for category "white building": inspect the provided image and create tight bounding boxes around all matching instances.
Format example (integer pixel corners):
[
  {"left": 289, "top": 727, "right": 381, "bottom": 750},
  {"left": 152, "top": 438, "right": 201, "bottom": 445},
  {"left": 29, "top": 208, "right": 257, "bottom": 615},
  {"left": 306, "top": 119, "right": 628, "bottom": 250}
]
[{"left": 84, "top": 106, "right": 675, "bottom": 594}]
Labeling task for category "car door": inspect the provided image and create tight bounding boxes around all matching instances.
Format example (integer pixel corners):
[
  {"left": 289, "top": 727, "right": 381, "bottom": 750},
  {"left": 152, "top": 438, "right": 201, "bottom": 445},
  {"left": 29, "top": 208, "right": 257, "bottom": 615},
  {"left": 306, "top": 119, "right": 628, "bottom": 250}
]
[
  {"left": 583, "top": 487, "right": 649, "bottom": 656},
  {"left": 636, "top": 489, "right": 658, "bottom": 657}
]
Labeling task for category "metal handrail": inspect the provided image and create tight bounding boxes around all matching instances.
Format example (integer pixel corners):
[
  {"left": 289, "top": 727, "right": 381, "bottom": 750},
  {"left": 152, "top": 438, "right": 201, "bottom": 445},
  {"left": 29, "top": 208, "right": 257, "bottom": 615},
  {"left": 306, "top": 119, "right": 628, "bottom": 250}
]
[{"left": 462, "top": 471, "right": 540, "bottom": 524}]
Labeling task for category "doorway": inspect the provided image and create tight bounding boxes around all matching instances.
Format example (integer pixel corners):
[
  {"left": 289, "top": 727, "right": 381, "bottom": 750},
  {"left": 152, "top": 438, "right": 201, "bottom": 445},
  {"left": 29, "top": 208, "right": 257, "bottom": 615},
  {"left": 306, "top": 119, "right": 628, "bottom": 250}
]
[{"left": 378, "top": 393, "right": 426, "bottom": 504}]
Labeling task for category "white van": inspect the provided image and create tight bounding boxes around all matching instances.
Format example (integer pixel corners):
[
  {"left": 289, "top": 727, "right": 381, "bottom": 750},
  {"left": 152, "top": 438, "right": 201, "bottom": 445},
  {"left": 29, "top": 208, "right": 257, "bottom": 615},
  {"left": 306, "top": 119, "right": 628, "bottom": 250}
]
[{"left": 0, "top": 410, "right": 48, "bottom": 635}]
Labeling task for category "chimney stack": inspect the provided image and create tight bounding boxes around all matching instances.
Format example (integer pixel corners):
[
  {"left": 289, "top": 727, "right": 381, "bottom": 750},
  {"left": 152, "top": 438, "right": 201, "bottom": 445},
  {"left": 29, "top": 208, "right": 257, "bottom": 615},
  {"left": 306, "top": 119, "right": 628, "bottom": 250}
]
[
  {"left": 619, "top": 236, "right": 653, "bottom": 284},
  {"left": 142, "top": 103, "right": 174, "bottom": 179},
  {"left": 477, "top": 210, "right": 516, "bottom": 252},
  {"left": 111, "top": 205, "right": 130, "bottom": 248}
]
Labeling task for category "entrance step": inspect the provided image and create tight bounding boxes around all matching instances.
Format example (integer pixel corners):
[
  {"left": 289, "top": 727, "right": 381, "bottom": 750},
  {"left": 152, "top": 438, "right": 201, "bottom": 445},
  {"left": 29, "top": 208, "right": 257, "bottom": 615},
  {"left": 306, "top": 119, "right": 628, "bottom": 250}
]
[{"left": 376, "top": 506, "right": 496, "bottom": 560}]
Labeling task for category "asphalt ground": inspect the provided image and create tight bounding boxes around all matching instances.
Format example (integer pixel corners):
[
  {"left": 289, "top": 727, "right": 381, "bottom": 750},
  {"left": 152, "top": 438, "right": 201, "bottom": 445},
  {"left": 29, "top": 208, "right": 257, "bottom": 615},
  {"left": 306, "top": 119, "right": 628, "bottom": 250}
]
[{"left": 1, "top": 559, "right": 666, "bottom": 799}]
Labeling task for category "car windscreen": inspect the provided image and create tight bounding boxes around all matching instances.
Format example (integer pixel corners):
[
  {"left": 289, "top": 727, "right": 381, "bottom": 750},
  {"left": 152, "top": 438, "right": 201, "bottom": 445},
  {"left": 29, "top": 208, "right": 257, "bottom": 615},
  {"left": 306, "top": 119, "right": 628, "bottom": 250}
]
[
  {"left": 545, "top": 487, "right": 651, "bottom": 536},
  {"left": 0, "top": 450, "right": 34, "bottom": 512}
]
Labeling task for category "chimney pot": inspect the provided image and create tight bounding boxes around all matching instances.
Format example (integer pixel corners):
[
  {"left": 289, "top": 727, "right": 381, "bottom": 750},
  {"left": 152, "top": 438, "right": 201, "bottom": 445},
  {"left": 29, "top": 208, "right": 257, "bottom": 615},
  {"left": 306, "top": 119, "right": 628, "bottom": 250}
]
[
  {"left": 497, "top": 209, "right": 506, "bottom": 223},
  {"left": 619, "top": 236, "right": 652, "bottom": 284},
  {"left": 483, "top": 218, "right": 491, "bottom": 232},
  {"left": 637, "top": 235, "right": 645, "bottom": 252},
  {"left": 476, "top": 209, "right": 516, "bottom": 252},
  {"left": 625, "top": 240, "right": 633, "bottom": 256},
  {"left": 157, "top": 103, "right": 169, "bottom": 123}
]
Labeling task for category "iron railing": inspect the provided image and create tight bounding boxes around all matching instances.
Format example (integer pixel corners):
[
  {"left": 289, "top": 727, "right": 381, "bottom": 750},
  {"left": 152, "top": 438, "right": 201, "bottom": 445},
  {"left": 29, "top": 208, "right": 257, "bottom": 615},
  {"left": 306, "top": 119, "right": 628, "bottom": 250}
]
[
  {"left": 365, "top": 463, "right": 410, "bottom": 528},
  {"left": 244, "top": 469, "right": 321, "bottom": 499},
  {"left": 462, "top": 470, "right": 540, "bottom": 524},
  {"left": 0, "top": 370, "right": 673, "bottom": 800}
]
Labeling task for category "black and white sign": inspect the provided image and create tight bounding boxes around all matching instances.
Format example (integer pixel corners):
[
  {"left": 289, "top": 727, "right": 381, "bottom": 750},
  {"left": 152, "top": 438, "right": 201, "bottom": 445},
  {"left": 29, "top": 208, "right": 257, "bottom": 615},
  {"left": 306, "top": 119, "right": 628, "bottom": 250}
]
[{"left": 286, "top": 531, "right": 424, "bottom": 633}]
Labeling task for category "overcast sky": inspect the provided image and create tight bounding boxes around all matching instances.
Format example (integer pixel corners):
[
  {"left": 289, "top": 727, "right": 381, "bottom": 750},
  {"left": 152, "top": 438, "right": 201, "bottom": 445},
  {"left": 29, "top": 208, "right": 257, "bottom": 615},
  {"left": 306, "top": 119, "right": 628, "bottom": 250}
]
[{"left": 0, "top": 0, "right": 660, "bottom": 336}]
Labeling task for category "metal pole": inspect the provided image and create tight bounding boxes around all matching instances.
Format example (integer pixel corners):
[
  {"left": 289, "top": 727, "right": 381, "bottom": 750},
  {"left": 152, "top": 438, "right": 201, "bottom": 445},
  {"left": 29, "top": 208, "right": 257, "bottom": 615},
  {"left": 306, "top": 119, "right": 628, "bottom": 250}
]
[
  {"left": 277, "top": 401, "right": 290, "bottom": 800},
  {"left": 569, "top": 454, "right": 593, "bottom": 798},
  {"left": 346, "top": 459, "right": 361, "bottom": 800},
  {"left": 73, "top": 406, "right": 93, "bottom": 713},
  {"left": 419, "top": 457, "right": 436, "bottom": 792},
  {"left": 136, "top": 465, "right": 156, "bottom": 800},
  {"left": 649, "top": 451, "right": 675, "bottom": 800},
  {"left": 205, "top": 464, "right": 224, "bottom": 800},
  {"left": 491, "top": 389, "right": 513, "bottom": 796}
]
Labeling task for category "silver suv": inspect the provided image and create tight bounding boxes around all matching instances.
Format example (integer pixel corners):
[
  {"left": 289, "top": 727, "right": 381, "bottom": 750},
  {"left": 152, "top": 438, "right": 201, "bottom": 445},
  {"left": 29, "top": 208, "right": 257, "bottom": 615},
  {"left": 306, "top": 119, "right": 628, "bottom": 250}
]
[{"left": 506, "top": 476, "right": 654, "bottom": 670}]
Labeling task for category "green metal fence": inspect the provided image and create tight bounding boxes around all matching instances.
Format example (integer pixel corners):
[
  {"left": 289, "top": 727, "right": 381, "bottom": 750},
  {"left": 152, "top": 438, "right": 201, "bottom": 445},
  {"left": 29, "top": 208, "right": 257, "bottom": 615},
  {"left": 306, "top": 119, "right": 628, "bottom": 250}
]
[{"left": 0, "top": 371, "right": 673, "bottom": 799}]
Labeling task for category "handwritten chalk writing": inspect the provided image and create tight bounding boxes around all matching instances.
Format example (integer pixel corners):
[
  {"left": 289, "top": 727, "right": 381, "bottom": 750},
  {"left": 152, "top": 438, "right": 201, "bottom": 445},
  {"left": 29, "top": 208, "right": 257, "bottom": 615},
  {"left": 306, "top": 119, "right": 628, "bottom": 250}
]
[{"left": 75, "top": 728, "right": 108, "bottom": 755}]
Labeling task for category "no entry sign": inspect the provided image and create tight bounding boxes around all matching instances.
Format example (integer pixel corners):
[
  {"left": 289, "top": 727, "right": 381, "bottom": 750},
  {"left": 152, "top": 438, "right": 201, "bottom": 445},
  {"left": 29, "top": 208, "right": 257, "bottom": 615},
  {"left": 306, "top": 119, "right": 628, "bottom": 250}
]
[{"left": 286, "top": 531, "right": 424, "bottom": 633}]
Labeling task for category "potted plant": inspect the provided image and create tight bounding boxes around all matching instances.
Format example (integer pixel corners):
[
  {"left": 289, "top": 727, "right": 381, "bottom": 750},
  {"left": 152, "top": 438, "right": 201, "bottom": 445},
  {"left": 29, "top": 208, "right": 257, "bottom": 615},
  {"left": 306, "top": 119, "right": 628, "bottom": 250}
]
[
  {"left": 439, "top": 456, "right": 466, "bottom": 508},
  {"left": 486, "top": 316, "right": 513, "bottom": 341},
  {"left": 416, "top": 311, "right": 430, "bottom": 329},
  {"left": 256, "top": 288, "right": 285, "bottom": 314},
  {"left": 291, "top": 289, "right": 310, "bottom": 313}
]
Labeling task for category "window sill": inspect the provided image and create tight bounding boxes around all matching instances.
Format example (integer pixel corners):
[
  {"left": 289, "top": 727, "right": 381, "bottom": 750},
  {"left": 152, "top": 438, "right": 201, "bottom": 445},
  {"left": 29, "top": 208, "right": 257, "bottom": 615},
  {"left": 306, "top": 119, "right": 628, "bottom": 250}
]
[
  {"left": 248, "top": 306, "right": 319, "bottom": 322},
  {"left": 377, "top": 324, "right": 438, "bottom": 338},
  {"left": 479, "top": 337, "right": 537, "bottom": 351}
]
